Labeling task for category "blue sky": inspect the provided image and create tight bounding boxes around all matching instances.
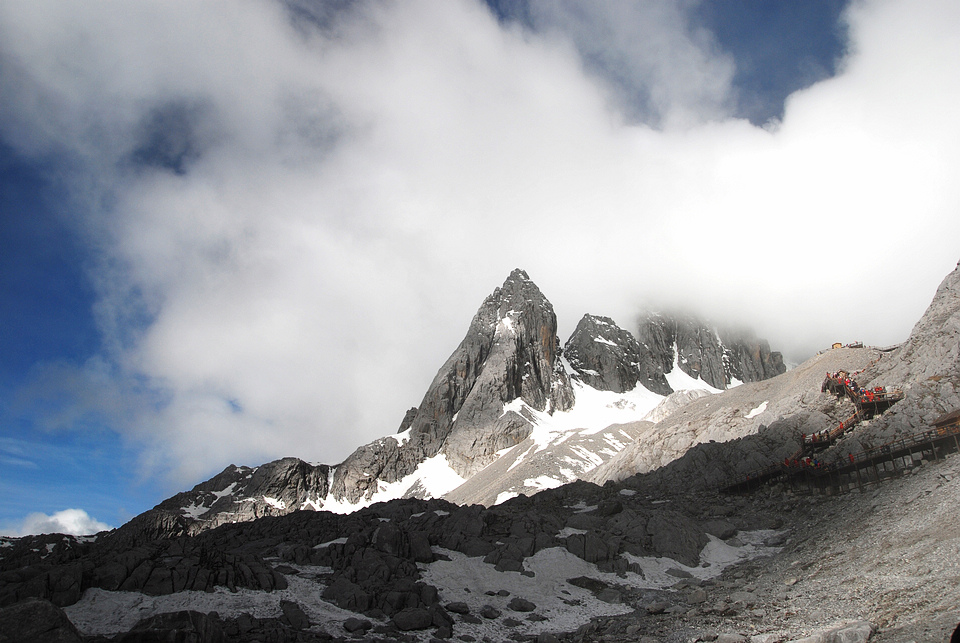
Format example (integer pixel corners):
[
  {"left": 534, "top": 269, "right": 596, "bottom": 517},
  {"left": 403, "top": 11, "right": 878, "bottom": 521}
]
[{"left": 1, "top": 0, "right": 958, "bottom": 536}]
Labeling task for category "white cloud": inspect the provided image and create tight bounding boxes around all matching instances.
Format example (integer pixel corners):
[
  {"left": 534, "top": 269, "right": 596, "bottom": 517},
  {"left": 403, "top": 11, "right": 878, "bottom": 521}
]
[
  {"left": 525, "top": 0, "right": 737, "bottom": 125},
  {"left": 0, "top": 0, "right": 958, "bottom": 487},
  {"left": 2, "top": 508, "right": 112, "bottom": 537}
]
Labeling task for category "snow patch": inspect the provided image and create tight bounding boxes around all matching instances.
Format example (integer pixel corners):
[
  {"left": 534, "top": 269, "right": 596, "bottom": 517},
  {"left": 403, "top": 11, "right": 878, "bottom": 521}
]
[
  {"left": 557, "top": 527, "right": 588, "bottom": 538},
  {"left": 321, "top": 453, "right": 466, "bottom": 514},
  {"left": 180, "top": 502, "right": 210, "bottom": 520},
  {"left": 524, "top": 380, "right": 663, "bottom": 455},
  {"left": 622, "top": 530, "right": 782, "bottom": 586},
  {"left": 314, "top": 537, "right": 348, "bottom": 549},
  {"left": 419, "top": 548, "right": 632, "bottom": 638},
  {"left": 745, "top": 401, "right": 768, "bottom": 419},
  {"left": 665, "top": 349, "right": 724, "bottom": 394},
  {"left": 64, "top": 565, "right": 361, "bottom": 637},
  {"left": 389, "top": 428, "right": 412, "bottom": 446},
  {"left": 522, "top": 475, "right": 564, "bottom": 491}
]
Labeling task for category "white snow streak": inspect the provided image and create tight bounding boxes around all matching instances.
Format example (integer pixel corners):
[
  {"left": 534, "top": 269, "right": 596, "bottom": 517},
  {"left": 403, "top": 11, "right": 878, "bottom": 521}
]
[{"left": 745, "top": 401, "right": 768, "bottom": 419}]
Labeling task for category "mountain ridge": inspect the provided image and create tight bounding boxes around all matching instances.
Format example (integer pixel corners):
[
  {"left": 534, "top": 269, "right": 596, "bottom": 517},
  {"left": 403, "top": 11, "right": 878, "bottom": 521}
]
[
  {"left": 113, "top": 269, "right": 792, "bottom": 539},
  {"left": 3, "top": 261, "right": 960, "bottom": 642}
]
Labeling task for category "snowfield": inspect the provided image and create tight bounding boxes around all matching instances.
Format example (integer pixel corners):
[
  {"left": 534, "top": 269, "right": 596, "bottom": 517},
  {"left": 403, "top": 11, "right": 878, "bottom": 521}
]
[{"left": 63, "top": 533, "right": 781, "bottom": 639}]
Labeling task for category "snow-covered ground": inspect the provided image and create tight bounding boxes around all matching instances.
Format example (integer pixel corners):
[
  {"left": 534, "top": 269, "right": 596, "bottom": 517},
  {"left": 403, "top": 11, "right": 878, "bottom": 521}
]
[
  {"left": 417, "top": 530, "right": 782, "bottom": 639},
  {"left": 444, "top": 355, "right": 735, "bottom": 506},
  {"left": 174, "top": 343, "right": 731, "bottom": 517},
  {"left": 63, "top": 533, "right": 780, "bottom": 640},
  {"left": 63, "top": 564, "right": 353, "bottom": 638},
  {"left": 320, "top": 452, "right": 466, "bottom": 514}
]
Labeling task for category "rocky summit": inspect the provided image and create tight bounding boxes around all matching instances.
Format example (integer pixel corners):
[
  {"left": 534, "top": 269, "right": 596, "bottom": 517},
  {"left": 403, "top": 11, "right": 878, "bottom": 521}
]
[
  {"left": 111, "top": 269, "right": 789, "bottom": 539},
  {"left": 3, "top": 262, "right": 960, "bottom": 642},
  {"left": 563, "top": 312, "right": 786, "bottom": 397}
]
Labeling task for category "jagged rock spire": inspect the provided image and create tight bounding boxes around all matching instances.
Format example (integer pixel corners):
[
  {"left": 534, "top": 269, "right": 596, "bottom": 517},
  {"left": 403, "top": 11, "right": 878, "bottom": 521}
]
[
  {"left": 564, "top": 314, "right": 671, "bottom": 395},
  {"left": 330, "top": 269, "right": 575, "bottom": 501}
]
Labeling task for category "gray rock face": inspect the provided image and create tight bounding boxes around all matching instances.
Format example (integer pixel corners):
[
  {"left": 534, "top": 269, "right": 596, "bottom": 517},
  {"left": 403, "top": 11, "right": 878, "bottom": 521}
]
[
  {"left": 331, "top": 269, "right": 576, "bottom": 499},
  {"left": 841, "top": 260, "right": 960, "bottom": 448},
  {"left": 720, "top": 328, "right": 787, "bottom": 384},
  {"left": 566, "top": 312, "right": 784, "bottom": 396},
  {"left": 0, "top": 598, "right": 83, "bottom": 643},
  {"left": 877, "top": 260, "right": 960, "bottom": 386},
  {"left": 118, "top": 458, "right": 331, "bottom": 543},
  {"left": 633, "top": 312, "right": 786, "bottom": 392},
  {"left": 564, "top": 314, "right": 671, "bottom": 395}
]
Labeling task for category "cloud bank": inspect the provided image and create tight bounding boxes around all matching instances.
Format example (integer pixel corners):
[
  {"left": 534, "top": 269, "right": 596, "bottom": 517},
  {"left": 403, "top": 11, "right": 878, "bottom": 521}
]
[
  {"left": 1, "top": 0, "right": 958, "bottom": 486},
  {"left": 1, "top": 508, "right": 112, "bottom": 537}
]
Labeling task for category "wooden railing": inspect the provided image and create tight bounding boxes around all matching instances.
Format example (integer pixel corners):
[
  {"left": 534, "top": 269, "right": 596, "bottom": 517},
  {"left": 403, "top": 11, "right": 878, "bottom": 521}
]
[{"left": 723, "top": 420, "right": 960, "bottom": 493}]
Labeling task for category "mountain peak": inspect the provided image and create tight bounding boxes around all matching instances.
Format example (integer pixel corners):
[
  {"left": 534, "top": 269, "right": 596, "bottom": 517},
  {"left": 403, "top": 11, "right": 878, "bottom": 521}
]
[
  {"left": 327, "top": 268, "right": 575, "bottom": 502},
  {"left": 564, "top": 314, "right": 671, "bottom": 395}
]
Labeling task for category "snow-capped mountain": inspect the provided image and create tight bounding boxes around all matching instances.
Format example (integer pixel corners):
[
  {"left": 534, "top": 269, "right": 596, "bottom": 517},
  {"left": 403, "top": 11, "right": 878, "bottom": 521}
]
[
  {"left": 119, "top": 269, "right": 789, "bottom": 539},
  {"left": 5, "top": 261, "right": 960, "bottom": 643}
]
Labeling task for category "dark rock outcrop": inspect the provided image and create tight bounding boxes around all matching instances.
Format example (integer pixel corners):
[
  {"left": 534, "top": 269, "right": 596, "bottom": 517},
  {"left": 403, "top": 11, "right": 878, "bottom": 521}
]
[
  {"left": 108, "top": 458, "right": 331, "bottom": 545},
  {"left": 634, "top": 312, "right": 785, "bottom": 392},
  {"left": 564, "top": 314, "right": 671, "bottom": 395},
  {"left": 720, "top": 328, "right": 788, "bottom": 385},
  {"left": 566, "top": 312, "right": 785, "bottom": 396},
  {"left": 0, "top": 598, "right": 83, "bottom": 642},
  {"left": 331, "top": 269, "right": 576, "bottom": 500},
  {"left": 118, "top": 610, "right": 227, "bottom": 643}
]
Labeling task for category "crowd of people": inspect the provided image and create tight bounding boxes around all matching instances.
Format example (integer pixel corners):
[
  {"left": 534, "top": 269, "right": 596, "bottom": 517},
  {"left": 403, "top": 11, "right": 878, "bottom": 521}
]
[
  {"left": 802, "top": 429, "right": 833, "bottom": 445},
  {"left": 784, "top": 455, "right": 825, "bottom": 469},
  {"left": 824, "top": 370, "right": 892, "bottom": 405}
]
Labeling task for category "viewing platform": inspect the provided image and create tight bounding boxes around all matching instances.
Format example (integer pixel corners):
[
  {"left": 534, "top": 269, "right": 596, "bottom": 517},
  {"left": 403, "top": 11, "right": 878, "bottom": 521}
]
[
  {"left": 720, "top": 366, "right": 924, "bottom": 494},
  {"left": 722, "top": 418, "right": 960, "bottom": 495}
]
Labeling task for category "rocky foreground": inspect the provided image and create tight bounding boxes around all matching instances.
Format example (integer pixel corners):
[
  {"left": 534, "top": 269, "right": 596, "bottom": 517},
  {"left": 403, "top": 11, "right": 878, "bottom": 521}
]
[{"left": 3, "top": 441, "right": 959, "bottom": 642}]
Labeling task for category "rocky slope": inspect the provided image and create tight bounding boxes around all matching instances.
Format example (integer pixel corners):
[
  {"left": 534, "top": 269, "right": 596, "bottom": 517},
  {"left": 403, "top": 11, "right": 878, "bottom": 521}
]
[
  {"left": 1, "top": 261, "right": 959, "bottom": 642},
  {"left": 591, "top": 261, "right": 960, "bottom": 490},
  {"left": 564, "top": 313, "right": 786, "bottom": 397},
  {"left": 564, "top": 314, "right": 672, "bottom": 395},
  {"left": 114, "top": 270, "right": 788, "bottom": 541},
  {"left": 111, "top": 459, "right": 333, "bottom": 543},
  {"left": 588, "top": 346, "right": 879, "bottom": 489},
  {"left": 3, "top": 441, "right": 959, "bottom": 642},
  {"left": 329, "top": 268, "right": 576, "bottom": 504}
]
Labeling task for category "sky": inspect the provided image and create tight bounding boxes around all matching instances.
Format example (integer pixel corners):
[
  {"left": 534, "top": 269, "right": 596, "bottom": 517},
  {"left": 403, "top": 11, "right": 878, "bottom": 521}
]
[{"left": 1, "top": 0, "right": 958, "bottom": 536}]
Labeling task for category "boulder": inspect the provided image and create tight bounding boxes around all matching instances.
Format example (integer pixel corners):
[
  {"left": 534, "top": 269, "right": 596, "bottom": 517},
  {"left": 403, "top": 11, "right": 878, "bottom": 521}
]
[
  {"left": 646, "top": 511, "right": 708, "bottom": 567},
  {"left": 392, "top": 607, "right": 434, "bottom": 631},
  {"left": 445, "top": 601, "right": 470, "bottom": 614},
  {"left": 507, "top": 597, "right": 537, "bottom": 612},
  {"left": 0, "top": 598, "right": 83, "bottom": 643},
  {"left": 565, "top": 531, "right": 616, "bottom": 563},
  {"left": 279, "top": 600, "right": 310, "bottom": 630},
  {"left": 342, "top": 617, "right": 372, "bottom": 633},
  {"left": 118, "top": 610, "right": 226, "bottom": 643},
  {"left": 787, "top": 620, "right": 874, "bottom": 643},
  {"left": 702, "top": 519, "right": 738, "bottom": 540}
]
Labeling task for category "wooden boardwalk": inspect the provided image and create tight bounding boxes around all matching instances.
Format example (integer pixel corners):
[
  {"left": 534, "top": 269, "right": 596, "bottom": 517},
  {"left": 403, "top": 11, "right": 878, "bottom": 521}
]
[
  {"left": 719, "top": 370, "right": 959, "bottom": 495},
  {"left": 723, "top": 421, "right": 960, "bottom": 495}
]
